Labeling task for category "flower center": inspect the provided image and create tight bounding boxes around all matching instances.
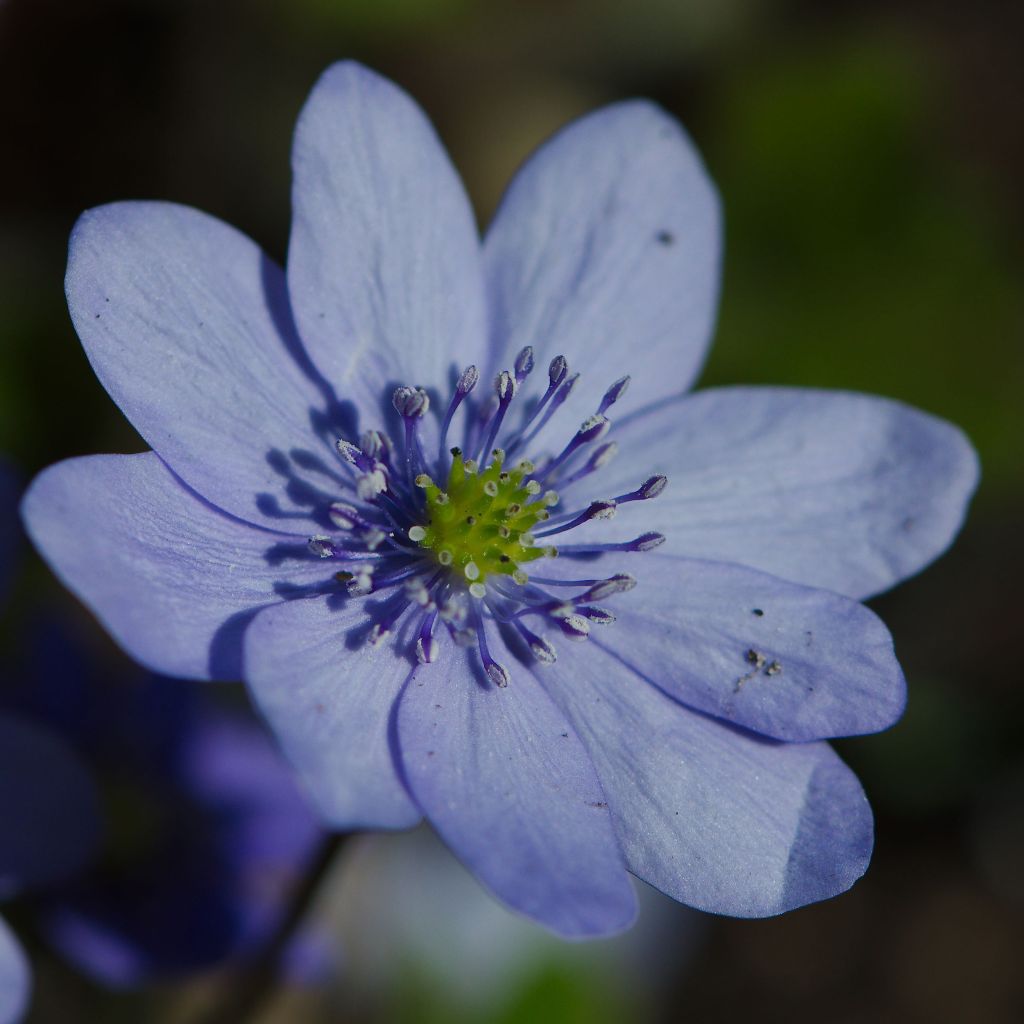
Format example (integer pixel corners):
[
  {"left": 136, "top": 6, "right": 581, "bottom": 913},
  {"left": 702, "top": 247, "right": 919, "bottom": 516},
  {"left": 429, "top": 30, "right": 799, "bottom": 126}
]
[
  {"left": 408, "top": 447, "right": 556, "bottom": 595},
  {"left": 310, "top": 347, "right": 669, "bottom": 685}
]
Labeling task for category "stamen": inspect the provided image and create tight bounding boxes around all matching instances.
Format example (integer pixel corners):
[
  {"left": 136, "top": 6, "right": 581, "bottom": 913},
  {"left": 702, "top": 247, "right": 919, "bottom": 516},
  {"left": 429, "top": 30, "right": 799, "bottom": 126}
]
[
  {"left": 478, "top": 370, "right": 517, "bottom": 464},
  {"left": 439, "top": 364, "right": 479, "bottom": 464},
  {"left": 416, "top": 615, "right": 438, "bottom": 663},
  {"left": 557, "top": 614, "right": 591, "bottom": 641},
  {"left": 615, "top": 475, "right": 668, "bottom": 503},
  {"left": 557, "top": 441, "right": 619, "bottom": 488},
  {"left": 514, "top": 620, "right": 557, "bottom": 664},
  {"left": 514, "top": 345, "right": 535, "bottom": 385},
  {"left": 509, "top": 363, "right": 577, "bottom": 455},
  {"left": 536, "top": 414, "right": 610, "bottom": 483},
  {"left": 555, "top": 532, "right": 665, "bottom": 554},
  {"left": 472, "top": 600, "right": 509, "bottom": 687},
  {"left": 534, "top": 499, "right": 617, "bottom": 538},
  {"left": 597, "top": 375, "right": 630, "bottom": 414},
  {"left": 361, "top": 429, "right": 393, "bottom": 466}
]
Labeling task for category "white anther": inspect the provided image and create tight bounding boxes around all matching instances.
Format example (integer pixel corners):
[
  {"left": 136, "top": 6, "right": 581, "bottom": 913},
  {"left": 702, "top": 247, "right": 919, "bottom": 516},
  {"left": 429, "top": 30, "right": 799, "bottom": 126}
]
[
  {"left": 457, "top": 364, "right": 480, "bottom": 394},
  {"left": 639, "top": 475, "right": 668, "bottom": 499},
  {"left": 515, "top": 346, "right": 534, "bottom": 382},
  {"left": 483, "top": 480, "right": 498, "bottom": 497},
  {"left": 408, "top": 525, "right": 427, "bottom": 542},
  {"left": 585, "top": 574, "right": 637, "bottom": 601},
  {"left": 486, "top": 661, "right": 511, "bottom": 688},
  {"left": 589, "top": 441, "right": 618, "bottom": 470},
  {"left": 586, "top": 499, "right": 617, "bottom": 521},
  {"left": 308, "top": 536, "right": 335, "bottom": 558},
  {"left": 585, "top": 607, "right": 616, "bottom": 624},
  {"left": 633, "top": 532, "right": 666, "bottom": 551},
  {"left": 530, "top": 637, "right": 557, "bottom": 664},
  {"left": 542, "top": 490, "right": 559, "bottom": 507},
  {"left": 469, "top": 581, "right": 487, "bottom": 599},
  {"left": 335, "top": 439, "right": 361, "bottom": 464},
  {"left": 392, "top": 385, "right": 430, "bottom": 418},
  {"left": 328, "top": 502, "right": 360, "bottom": 530},
  {"left": 559, "top": 614, "right": 591, "bottom": 641},
  {"left": 405, "top": 578, "right": 432, "bottom": 606},
  {"left": 356, "top": 467, "right": 388, "bottom": 501},
  {"left": 512, "top": 569, "right": 529, "bottom": 586},
  {"left": 549, "top": 355, "right": 568, "bottom": 385},
  {"left": 525, "top": 480, "right": 541, "bottom": 495},
  {"left": 347, "top": 571, "right": 374, "bottom": 596},
  {"left": 361, "top": 429, "right": 391, "bottom": 461},
  {"left": 577, "top": 414, "right": 610, "bottom": 444},
  {"left": 464, "top": 561, "right": 480, "bottom": 581},
  {"left": 361, "top": 528, "right": 387, "bottom": 551},
  {"left": 438, "top": 549, "right": 453, "bottom": 566},
  {"left": 416, "top": 636, "right": 437, "bottom": 664},
  {"left": 494, "top": 370, "right": 516, "bottom": 401}
]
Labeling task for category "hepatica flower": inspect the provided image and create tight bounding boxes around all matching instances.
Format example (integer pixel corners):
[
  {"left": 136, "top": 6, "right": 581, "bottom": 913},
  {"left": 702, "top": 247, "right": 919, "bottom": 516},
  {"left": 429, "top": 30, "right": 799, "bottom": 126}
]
[{"left": 23, "top": 63, "right": 978, "bottom": 937}]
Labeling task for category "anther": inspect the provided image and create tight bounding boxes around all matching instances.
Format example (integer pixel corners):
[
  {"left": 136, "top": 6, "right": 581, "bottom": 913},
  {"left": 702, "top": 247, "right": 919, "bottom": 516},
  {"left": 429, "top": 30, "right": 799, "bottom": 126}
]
[
  {"left": 514, "top": 346, "right": 535, "bottom": 384},
  {"left": 558, "top": 614, "right": 591, "bottom": 641},
  {"left": 392, "top": 385, "right": 430, "bottom": 419},
  {"left": 616, "top": 475, "right": 667, "bottom": 503},
  {"left": 408, "top": 525, "right": 427, "bottom": 542},
  {"left": 328, "top": 502, "right": 362, "bottom": 530},
  {"left": 548, "top": 355, "right": 568, "bottom": 387},
  {"left": 598, "top": 375, "right": 630, "bottom": 414},
  {"left": 630, "top": 532, "right": 666, "bottom": 551},
  {"left": 308, "top": 536, "right": 336, "bottom": 558},
  {"left": 515, "top": 621, "right": 557, "bottom": 664},
  {"left": 457, "top": 365, "right": 480, "bottom": 395},
  {"left": 485, "top": 661, "right": 511, "bottom": 688},
  {"left": 582, "top": 574, "right": 636, "bottom": 601},
  {"left": 361, "top": 429, "right": 392, "bottom": 463}
]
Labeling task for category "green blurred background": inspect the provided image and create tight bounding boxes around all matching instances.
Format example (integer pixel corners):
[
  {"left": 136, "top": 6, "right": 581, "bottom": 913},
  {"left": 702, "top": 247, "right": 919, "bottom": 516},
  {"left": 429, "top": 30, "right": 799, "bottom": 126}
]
[{"left": 1, "top": 0, "right": 1022, "bottom": 1021}]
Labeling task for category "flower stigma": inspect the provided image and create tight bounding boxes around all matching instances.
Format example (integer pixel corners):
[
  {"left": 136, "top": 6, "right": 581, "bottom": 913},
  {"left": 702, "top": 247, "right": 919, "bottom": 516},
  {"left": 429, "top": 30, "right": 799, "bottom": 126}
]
[{"left": 409, "top": 447, "right": 556, "bottom": 595}]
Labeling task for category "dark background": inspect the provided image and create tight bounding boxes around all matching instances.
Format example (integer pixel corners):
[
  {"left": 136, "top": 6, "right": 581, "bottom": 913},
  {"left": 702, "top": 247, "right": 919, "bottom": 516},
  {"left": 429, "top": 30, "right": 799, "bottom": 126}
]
[{"left": 1, "top": 1, "right": 1022, "bottom": 1021}]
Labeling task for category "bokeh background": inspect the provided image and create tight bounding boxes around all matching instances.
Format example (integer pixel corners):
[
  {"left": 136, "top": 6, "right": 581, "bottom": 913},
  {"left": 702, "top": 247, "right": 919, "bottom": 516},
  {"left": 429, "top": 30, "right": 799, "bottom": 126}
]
[{"left": 1, "top": 0, "right": 1022, "bottom": 1021}]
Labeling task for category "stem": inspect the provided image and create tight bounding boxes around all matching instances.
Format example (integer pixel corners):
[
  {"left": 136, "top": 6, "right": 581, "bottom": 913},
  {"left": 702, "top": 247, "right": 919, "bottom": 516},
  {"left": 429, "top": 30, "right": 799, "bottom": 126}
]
[{"left": 192, "top": 832, "right": 347, "bottom": 1024}]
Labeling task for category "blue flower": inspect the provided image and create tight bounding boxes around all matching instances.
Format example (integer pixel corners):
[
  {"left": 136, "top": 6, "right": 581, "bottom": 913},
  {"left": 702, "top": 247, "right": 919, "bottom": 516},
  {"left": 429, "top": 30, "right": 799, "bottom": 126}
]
[
  {"left": 3, "top": 621, "right": 324, "bottom": 986},
  {"left": 22, "top": 63, "right": 978, "bottom": 937},
  {"left": 0, "top": 464, "right": 101, "bottom": 1023}
]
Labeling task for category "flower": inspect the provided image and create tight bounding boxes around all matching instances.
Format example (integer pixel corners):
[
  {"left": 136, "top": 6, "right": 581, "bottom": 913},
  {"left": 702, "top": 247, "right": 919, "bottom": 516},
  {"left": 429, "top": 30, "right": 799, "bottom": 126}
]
[
  {"left": 3, "top": 623, "right": 324, "bottom": 986},
  {"left": 0, "top": 464, "right": 101, "bottom": 1023},
  {"left": 22, "top": 62, "right": 978, "bottom": 937}
]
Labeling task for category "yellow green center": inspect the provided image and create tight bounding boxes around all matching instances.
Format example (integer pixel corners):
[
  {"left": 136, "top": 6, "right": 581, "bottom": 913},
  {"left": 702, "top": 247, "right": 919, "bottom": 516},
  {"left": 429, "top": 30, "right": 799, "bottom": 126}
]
[{"left": 409, "top": 447, "right": 556, "bottom": 589}]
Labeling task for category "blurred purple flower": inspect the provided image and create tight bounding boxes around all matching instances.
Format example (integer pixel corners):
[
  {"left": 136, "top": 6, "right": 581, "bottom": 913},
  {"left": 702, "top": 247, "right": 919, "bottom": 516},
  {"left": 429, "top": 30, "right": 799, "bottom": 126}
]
[
  {"left": 4, "top": 627, "right": 324, "bottom": 986},
  {"left": 22, "top": 63, "right": 977, "bottom": 937},
  {"left": 0, "top": 466, "right": 101, "bottom": 1022}
]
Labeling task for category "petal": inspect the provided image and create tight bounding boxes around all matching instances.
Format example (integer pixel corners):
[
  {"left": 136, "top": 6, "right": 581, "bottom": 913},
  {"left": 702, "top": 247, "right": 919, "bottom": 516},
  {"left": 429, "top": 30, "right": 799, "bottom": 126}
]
[
  {"left": 540, "top": 642, "right": 873, "bottom": 917},
  {"left": 66, "top": 200, "right": 340, "bottom": 532},
  {"left": 245, "top": 595, "right": 421, "bottom": 831},
  {"left": 483, "top": 100, "right": 721, "bottom": 423},
  {"left": 0, "top": 713, "right": 100, "bottom": 895},
  {"left": 0, "top": 918, "right": 28, "bottom": 1024},
  {"left": 576, "top": 387, "right": 979, "bottom": 599},
  {"left": 397, "top": 643, "right": 637, "bottom": 938},
  {"left": 21, "top": 454, "right": 328, "bottom": 680},
  {"left": 588, "top": 554, "right": 905, "bottom": 741},
  {"left": 288, "top": 62, "right": 488, "bottom": 417}
]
